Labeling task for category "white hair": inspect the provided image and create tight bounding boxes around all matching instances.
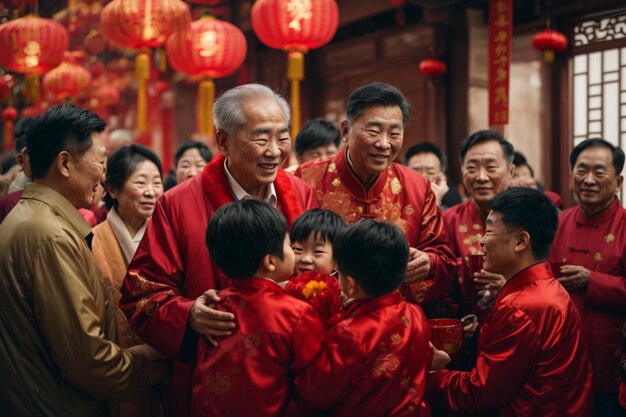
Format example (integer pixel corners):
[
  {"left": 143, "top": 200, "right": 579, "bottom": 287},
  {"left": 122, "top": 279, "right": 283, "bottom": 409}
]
[{"left": 213, "top": 83, "right": 291, "bottom": 136}]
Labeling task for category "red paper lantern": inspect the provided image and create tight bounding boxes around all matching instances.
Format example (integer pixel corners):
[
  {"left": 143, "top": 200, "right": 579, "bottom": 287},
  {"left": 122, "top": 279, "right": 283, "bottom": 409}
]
[
  {"left": 43, "top": 52, "right": 92, "bottom": 101},
  {"left": 532, "top": 29, "right": 567, "bottom": 64},
  {"left": 0, "top": 15, "right": 69, "bottom": 76},
  {"left": 251, "top": 0, "right": 339, "bottom": 52},
  {"left": 100, "top": 0, "right": 191, "bottom": 50},
  {"left": 166, "top": 15, "right": 246, "bottom": 79},
  {"left": 92, "top": 84, "right": 120, "bottom": 107},
  {"left": 419, "top": 58, "right": 447, "bottom": 77},
  {"left": 251, "top": 0, "right": 339, "bottom": 138},
  {"left": 100, "top": 0, "right": 191, "bottom": 134},
  {"left": 2, "top": 106, "right": 18, "bottom": 151}
]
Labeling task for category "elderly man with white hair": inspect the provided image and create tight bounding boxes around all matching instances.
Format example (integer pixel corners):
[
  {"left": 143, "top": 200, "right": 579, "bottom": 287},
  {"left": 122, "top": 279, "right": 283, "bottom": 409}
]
[{"left": 120, "top": 83, "right": 318, "bottom": 416}]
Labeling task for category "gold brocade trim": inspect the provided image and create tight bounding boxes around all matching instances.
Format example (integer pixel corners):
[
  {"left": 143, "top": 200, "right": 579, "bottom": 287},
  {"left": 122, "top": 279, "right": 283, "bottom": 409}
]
[
  {"left": 243, "top": 334, "right": 261, "bottom": 357},
  {"left": 328, "top": 162, "right": 337, "bottom": 173},
  {"left": 390, "top": 177, "right": 402, "bottom": 195},
  {"left": 320, "top": 190, "right": 357, "bottom": 223},
  {"left": 332, "top": 177, "right": 341, "bottom": 187},
  {"left": 372, "top": 353, "right": 400, "bottom": 377},
  {"left": 204, "top": 372, "right": 231, "bottom": 395},
  {"left": 404, "top": 205, "right": 414, "bottom": 216},
  {"left": 390, "top": 333, "right": 402, "bottom": 345},
  {"left": 594, "top": 252, "right": 603, "bottom": 262},
  {"left": 401, "top": 316, "right": 409, "bottom": 327},
  {"left": 128, "top": 271, "right": 169, "bottom": 297},
  {"left": 605, "top": 233, "right": 615, "bottom": 243},
  {"left": 463, "top": 233, "right": 483, "bottom": 246},
  {"left": 459, "top": 224, "right": 468, "bottom": 233},
  {"left": 472, "top": 223, "right": 482, "bottom": 230}
]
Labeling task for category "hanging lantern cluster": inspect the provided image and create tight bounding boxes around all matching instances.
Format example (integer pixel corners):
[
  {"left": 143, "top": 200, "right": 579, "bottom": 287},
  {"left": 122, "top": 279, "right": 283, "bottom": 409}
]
[
  {"left": 0, "top": 15, "right": 69, "bottom": 103},
  {"left": 166, "top": 12, "right": 247, "bottom": 137},
  {"left": 43, "top": 52, "right": 92, "bottom": 102},
  {"left": 419, "top": 58, "right": 447, "bottom": 78},
  {"left": 532, "top": 27, "right": 568, "bottom": 64},
  {"left": 251, "top": 0, "right": 339, "bottom": 139},
  {"left": 100, "top": 0, "right": 191, "bottom": 134}
]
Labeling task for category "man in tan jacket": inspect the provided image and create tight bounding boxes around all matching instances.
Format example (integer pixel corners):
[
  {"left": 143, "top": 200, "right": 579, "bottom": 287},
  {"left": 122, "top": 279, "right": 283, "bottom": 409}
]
[{"left": 0, "top": 105, "right": 163, "bottom": 416}]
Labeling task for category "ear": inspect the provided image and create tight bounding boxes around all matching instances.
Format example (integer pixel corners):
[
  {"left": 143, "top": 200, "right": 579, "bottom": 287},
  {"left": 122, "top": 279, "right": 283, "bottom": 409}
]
[
  {"left": 617, "top": 175, "right": 623, "bottom": 193},
  {"left": 216, "top": 130, "right": 231, "bottom": 157},
  {"left": 106, "top": 183, "right": 118, "bottom": 200},
  {"left": 345, "top": 275, "right": 358, "bottom": 297},
  {"left": 514, "top": 230, "right": 530, "bottom": 253},
  {"left": 508, "top": 163, "right": 516, "bottom": 183},
  {"left": 262, "top": 253, "right": 276, "bottom": 273},
  {"left": 16, "top": 153, "right": 25, "bottom": 169},
  {"left": 340, "top": 120, "right": 350, "bottom": 144},
  {"left": 57, "top": 151, "right": 71, "bottom": 179}
]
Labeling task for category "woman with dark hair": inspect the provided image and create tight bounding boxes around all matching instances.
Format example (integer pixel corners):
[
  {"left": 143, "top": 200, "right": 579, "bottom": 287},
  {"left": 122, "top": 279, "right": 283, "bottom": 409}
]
[{"left": 91, "top": 144, "right": 165, "bottom": 417}]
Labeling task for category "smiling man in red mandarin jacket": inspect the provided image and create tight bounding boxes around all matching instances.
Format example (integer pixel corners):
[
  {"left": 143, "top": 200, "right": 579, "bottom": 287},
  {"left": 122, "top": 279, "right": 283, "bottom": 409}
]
[
  {"left": 296, "top": 82, "right": 456, "bottom": 307},
  {"left": 119, "top": 84, "right": 318, "bottom": 416},
  {"left": 431, "top": 187, "right": 593, "bottom": 417},
  {"left": 549, "top": 138, "right": 626, "bottom": 417}
]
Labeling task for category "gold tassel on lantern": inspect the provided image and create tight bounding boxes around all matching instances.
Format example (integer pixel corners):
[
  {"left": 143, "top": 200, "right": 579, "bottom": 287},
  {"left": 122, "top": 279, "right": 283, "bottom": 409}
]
[
  {"left": 287, "top": 50, "right": 304, "bottom": 140},
  {"left": 24, "top": 73, "right": 41, "bottom": 104},
  {"left": 198, "top": 78, "right": 215, "bottom": 139},
  {"left": 135, "top": 52, "right": 150, "bottom": 133}
]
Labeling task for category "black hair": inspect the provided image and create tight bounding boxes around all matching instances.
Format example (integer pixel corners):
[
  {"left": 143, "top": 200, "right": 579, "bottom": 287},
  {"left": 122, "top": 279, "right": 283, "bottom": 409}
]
[
  {"left": 103, "top": 145, "right": 163, "bottom": 209},
  {"left": 206, "top": 199, "right": 287, "bottom": 279},
  {"left": 346, "top": 82, "right": 411, "bottom": 128},
  {"left": 174, "top": 141, "right": 212, "bottom": 168},
  {"left": 294, "top": 118, "right": 341, "bottom": 157},
  {"left": 489, "top": 187, "right": 558, "bottom": 259},
  {"left": 333, "top": 219, "right": 409, "bottom": 296},
  {"left": 459, "top": 130, "right": 514, "bottom": 165},
  {"left": 13, "top": 117, "right": 34, "bottom": 152},
  {"left": 26, "top": 105, "right": 106, "bottom": 180},
  {"left": 513, "top": 151, "right": 534, "bottom": 177},
  {"left": 569, "top": 138, "right": 625, "bottom": 174},
  {"left": 290, "top": 209, "right": 347, "bottom": 247},
  {"left": 403, "top": 142, "right": 447, "bottom": 172}
]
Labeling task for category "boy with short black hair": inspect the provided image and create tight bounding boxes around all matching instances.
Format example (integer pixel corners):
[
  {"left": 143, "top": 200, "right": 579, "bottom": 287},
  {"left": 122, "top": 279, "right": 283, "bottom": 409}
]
[
  {"left": 291, "top": 219, "right": 433, "bottom": 417},
  {"left": 290, "top": 208, "right": 347, "bottom": 276},
  {"left": 193, "top": 199, "right": 324, "bottom": 417}
]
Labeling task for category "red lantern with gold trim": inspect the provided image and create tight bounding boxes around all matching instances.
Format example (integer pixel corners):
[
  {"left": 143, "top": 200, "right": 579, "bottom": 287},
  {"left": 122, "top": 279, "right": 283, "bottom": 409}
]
[
  {"left": 166, "top": 13, "right": 247, "bottom": 137},
  {"left": 251, "top": 0, "right": 339, "bottom": 139},
  {"left": 0, "top": 15, "right": 69, "bottom": 103},
  {"left": 43, "top": 52, "right": 92, "bottom": 102},
  {"left": 532, "top": 29, "right": 567, "bottom": 64},
  {"left": 100, "top": 0, "right": 191, "bottom": 133},
  {"left": 2, "top": 106, "right": 18, "bottom": 151},
  {"left": 419, "top": 58, "right": 447, "bottom": 77}
]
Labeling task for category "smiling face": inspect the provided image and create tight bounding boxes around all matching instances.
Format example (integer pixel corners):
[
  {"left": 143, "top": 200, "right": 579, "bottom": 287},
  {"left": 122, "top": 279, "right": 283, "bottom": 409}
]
[
  {"left": 572, "top": 145, "right": 623, "bottom": 215},
  {"left": 218, "top": 97, "right": 291, "bottom": 199},
  {"left": 67, "top": 132, "right": 107, "bottom": 209},
  {"left": 299, "top": 143, "right": 339, "bottom": 163},
  {"left": 109, "top": 160, "right": 163, "bottom": 226},
  {"left": 291, "top": 232, "right": 336, "bottom": 276},
  {"left": 407, "top": 152, "right": 442, "bottom": 183},
  {"left": 480, "top": 210, "right": 518, "bottom": 276},
  {"left": 175, "top": 148, "right": 208, "bottom": 184},
  {"left": 462, "top": 141, "right": 514, "bottom": 209},
  {"left": 342, "top": 105, "right": 404, "bottom": 184}
]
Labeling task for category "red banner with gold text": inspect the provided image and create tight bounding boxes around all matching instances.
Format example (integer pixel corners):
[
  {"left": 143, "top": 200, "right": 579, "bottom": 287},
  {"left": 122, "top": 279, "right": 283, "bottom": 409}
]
[{"left": 489, "top": 0, "right": 512, "bottom": 126}]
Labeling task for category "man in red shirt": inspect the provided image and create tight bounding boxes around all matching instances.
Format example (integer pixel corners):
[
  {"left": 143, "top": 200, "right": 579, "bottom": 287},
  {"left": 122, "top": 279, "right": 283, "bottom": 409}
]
[
  {"left": 431, "top": 187, "right": 593, "bottom": 417},
  {"left": 296, "top": 82, "right": 456, "bottom": 307},
  {"left": 549, "top": 138, "right": 626, "bottom": 417}
]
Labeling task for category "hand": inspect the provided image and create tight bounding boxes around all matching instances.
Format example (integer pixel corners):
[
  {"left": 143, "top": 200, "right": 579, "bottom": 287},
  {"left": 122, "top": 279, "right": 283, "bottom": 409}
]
[
  {"left": 429, "top": 341, "right": 451, "bottom": 371},
  {"left": 558, "top": 265, "right": 591, "bottom": 291},
  {"left": 474, "top": 270, "right": 506, "bottom": 298},
  {"left": 189, "top": 289, "right": 236, "bottom": 346},
  {"left": 404, "top": 247, "right": 430, "bottom": 283},
  {"left": 461, "top": 314, "right": 479, "bottom": 339},
  {"left": 430, "top": 174, "right": 449, "bottom": 206}
]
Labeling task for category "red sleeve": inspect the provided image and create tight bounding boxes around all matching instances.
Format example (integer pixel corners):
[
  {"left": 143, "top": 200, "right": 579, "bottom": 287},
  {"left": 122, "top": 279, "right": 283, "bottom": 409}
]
[
  {"left": 292, "top": 175, "right": 319, "bottom": 211},
  {"left": 587, "top": 270, "right": 626, "bottom": 313},
  {"left": 290, "top": 324, "right": 361, "bottom": 411},
  {"left": 119, "top": 199, "right": 195, "bottom": 359},
  {"left": 290, "top": 305, "right": 325, "bottom": 373},
  {"left": 414, "top": 185, "right": 458, "bottom": 305},
  {"left": 432, "top": 304, "right": 540, "bottom": 414}
]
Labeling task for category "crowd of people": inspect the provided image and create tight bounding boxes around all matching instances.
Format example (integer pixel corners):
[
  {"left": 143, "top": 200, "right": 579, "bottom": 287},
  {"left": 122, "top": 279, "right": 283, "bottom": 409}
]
[{"left": 0, "top": 81, "right": 624, "bottom": 417}]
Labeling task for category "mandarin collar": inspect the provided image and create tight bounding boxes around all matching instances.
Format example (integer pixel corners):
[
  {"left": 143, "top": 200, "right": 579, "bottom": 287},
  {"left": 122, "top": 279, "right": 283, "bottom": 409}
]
[
  {"left": 575, "top": 197, "right": 620, "bottom": 225},
  {"left": 335, "top": 147, "right": 389, "bottom": 199},
  {"left": 229, "top": 276, "right": 284, "bottom": 293},
  {"left": 343, "top": 291, "right": 403, "bottom": 318},
  {"left": 497, "top": 261, "right": 552, "bottom": 300}
]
